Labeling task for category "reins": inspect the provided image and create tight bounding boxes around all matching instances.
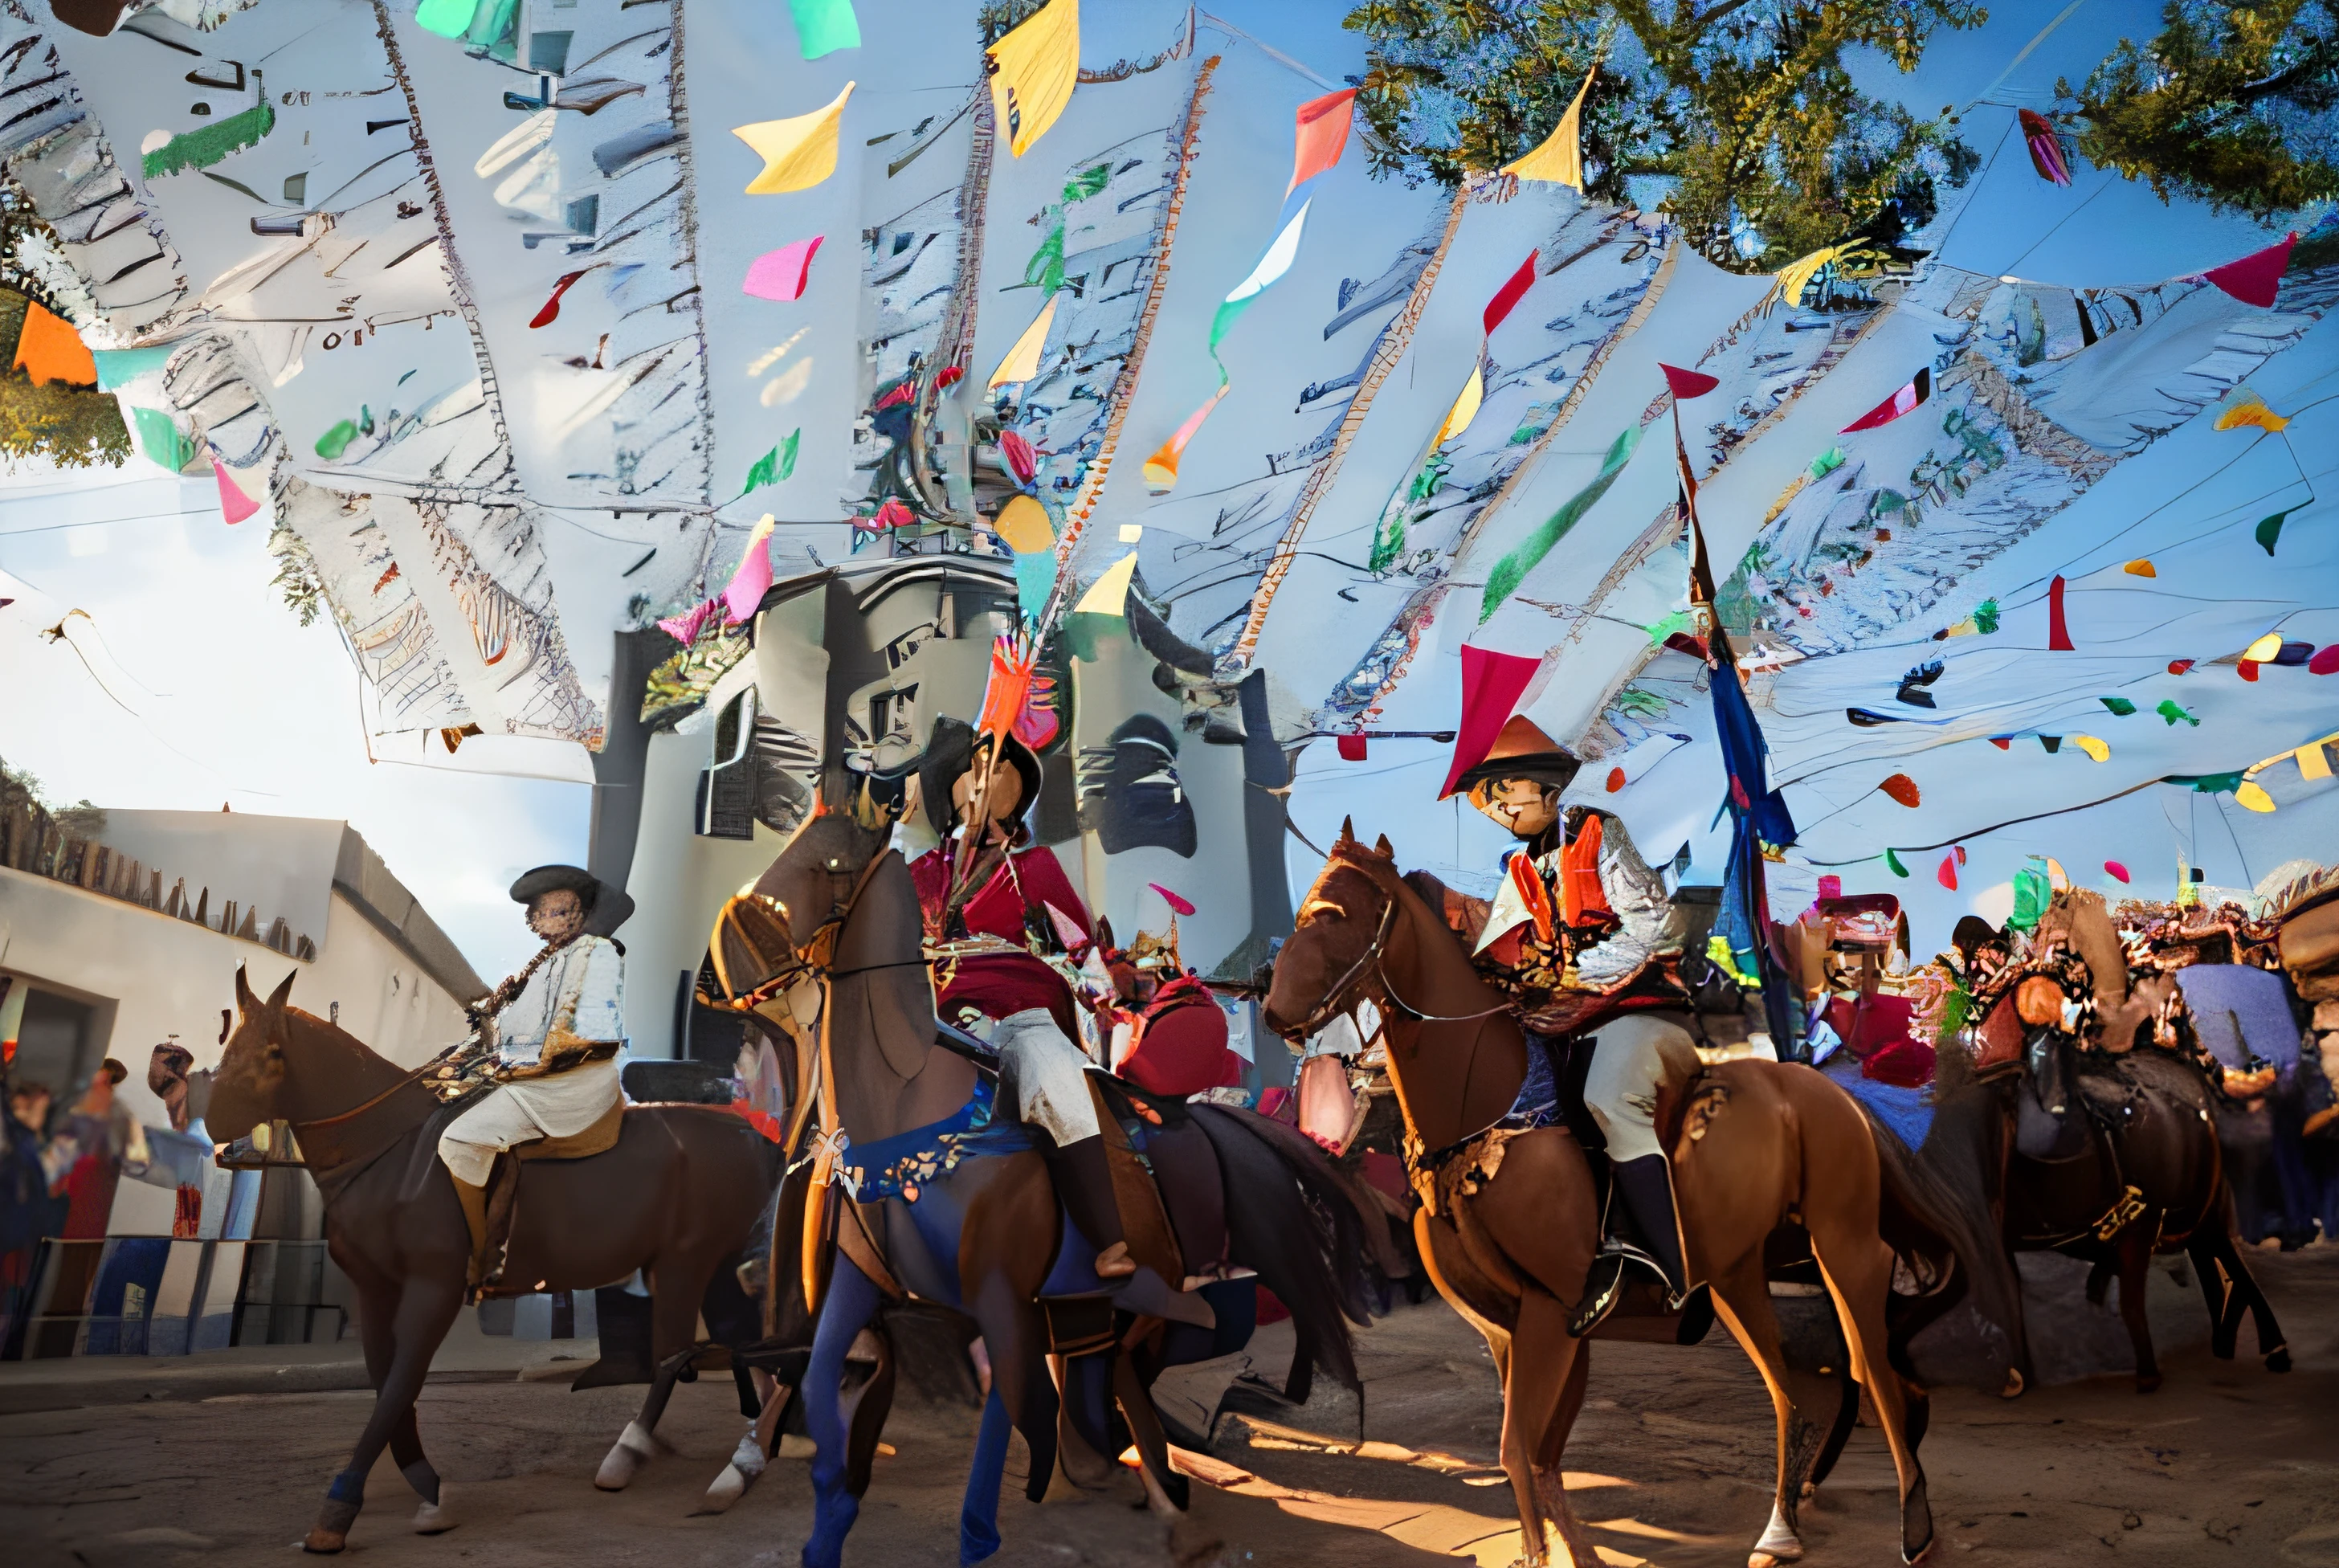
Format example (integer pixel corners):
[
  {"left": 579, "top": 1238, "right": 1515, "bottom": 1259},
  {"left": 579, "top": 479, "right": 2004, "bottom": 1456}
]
[{"left": 1294, "top": 878, "right": 1512, "bottom": 1038}]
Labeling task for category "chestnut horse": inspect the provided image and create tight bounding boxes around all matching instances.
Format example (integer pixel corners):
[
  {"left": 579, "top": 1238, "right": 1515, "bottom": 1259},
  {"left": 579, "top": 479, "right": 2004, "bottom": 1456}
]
[
  {"left": 206, "top": 967, "right": 778, "bottom": 1552},
  {"left": 1265, "top": 827, "right": 1983, "bottom": 1568}
]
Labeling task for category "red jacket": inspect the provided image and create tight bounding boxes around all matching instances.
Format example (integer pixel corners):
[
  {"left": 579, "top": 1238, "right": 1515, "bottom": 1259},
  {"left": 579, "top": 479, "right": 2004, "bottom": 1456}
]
[{"left": 910, "top": 839, "right": 1092, "bottom": 1038}]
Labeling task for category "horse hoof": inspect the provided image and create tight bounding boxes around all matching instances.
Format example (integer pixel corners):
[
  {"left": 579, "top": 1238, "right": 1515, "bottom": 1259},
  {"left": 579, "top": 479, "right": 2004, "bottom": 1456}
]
[
  {"left": 595, "top": 1420, "right": 659, "bottom": 1490},
  {"left": 2266, "top": 1345, "right": 2292, "bottom": 1374},
  {"left": 696, "top": 1465, "right": 748, "bottom": 1515},
  {"left": 302, "top": 1530, "right": 348, "bottom": 1554},
  {"left": 414, "top": 1493, "right": 455, "bottom": 1535},
  {"left": 1753, "top": 1501, "right": 1805, "bottom": 1565},
  {"left": 2134, "top": 1374, "right": 2161, "bottom": 1394},
  {"left": 2000, "top": 1367, "right": 2025, "bottom": 1399}
]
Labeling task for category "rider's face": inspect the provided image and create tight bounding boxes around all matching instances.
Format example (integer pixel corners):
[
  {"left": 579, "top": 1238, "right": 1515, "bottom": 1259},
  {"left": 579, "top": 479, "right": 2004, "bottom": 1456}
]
[
  {"left": 950, "top": 750, "right": 1025, "bottom": 836},
  {"left": 528, "top": 888, "right": 587, "bottom": 944},
  {"left": 1469, "top": 777, "right": 1557, "bottom": 839}
]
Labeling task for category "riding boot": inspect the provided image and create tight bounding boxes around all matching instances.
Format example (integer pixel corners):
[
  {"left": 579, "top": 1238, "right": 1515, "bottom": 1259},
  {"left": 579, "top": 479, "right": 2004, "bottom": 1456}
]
[
  {"left": 453, "top": 1176, "right": 492, "bottom": 1293},
  {"left": 1568, "top": 1155, "right": 1692, "bottom": 1337},
  {"left": 1045, "top": 1136, "right": 1137, "bottom": 1278}
]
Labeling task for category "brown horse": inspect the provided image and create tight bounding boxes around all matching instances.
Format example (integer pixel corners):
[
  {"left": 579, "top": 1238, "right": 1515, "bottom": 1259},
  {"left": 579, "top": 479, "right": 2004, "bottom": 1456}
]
[
  {"left": 1265, "top": 827, "right": 1982, "bottom": 1568},
  {"left": 1927, "top": 900, "right": 2290, "bottom": 1393},
  {"left": 206, "top": 967, "right": 778, "bottom": 1552}
]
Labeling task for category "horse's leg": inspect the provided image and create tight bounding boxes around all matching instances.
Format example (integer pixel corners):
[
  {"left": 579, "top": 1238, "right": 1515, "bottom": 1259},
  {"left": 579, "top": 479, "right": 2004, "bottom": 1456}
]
[
  {"left": 304, "top": 1276, "right": 460, "bottom": 1553},
  {"left": 2206, "top": 1217, "right": 2291, "bottom": 1372},
  {"left": 1112, "top": 1347, "right": 1189, "bottom": 1513},
  {"left": 2185, "top": 1231, "right": 2238, "bottom": 1358},
  {"left": 595, "top": 1265, "right": 703, "bottom": 1491},
  {"left": 346, "top": 1278, "right": 445, "bottom": 1532},
  {"left": 958, "top": 1390, "right": 1013, "bottom": 1566},
  {"left": 802, "top": 1256, "right": 884, "bottom": 1568},
  {"left": 841, "top": 1322, "right": 896, "bottom": 1498},
  {"left": 1707, "top": 1256, "right": 1814, "bottom": 1567},
  {"left": 1810, "top": 1231, "right": 1930, "bottom": 1565},
  {"left": 968, "top": 1277, "right": 1057, "bottom": 1505},
  {"left": 1500, "top": 1286, "right": 1596, "bottom": 1568},
  {"left": 697, "top": 1373, "right": 796, "bottom": 1515},
  {"left": 2112, "top": 1225, "right": 2161, "bottom": 1393}
]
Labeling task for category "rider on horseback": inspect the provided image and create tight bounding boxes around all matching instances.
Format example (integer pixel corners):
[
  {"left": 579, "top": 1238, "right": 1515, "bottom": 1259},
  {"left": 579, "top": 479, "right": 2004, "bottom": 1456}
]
[
  {"left": 437, "top": 866, "right": 632, "bottom": 1296},
  {"left": 905, "top": 725, "right": 1137, "bottom": 1279},
  {"left": 1443, "top": 715, "right": 1699, "bottom": 1336}
]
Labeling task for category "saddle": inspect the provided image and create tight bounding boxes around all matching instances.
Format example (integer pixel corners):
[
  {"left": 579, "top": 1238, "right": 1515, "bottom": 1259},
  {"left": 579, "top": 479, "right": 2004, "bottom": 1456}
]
[{"left": 471, "top": 1098, "right": 627, "bottom": 1301}]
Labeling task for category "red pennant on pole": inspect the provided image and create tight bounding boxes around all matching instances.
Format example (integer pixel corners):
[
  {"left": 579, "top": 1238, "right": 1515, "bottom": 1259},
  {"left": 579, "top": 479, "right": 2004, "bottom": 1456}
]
[
  {"left": 1659, "top": 363, "right": 1719, "bottom": 400},
  {"left": 1483, "top": 250, "right": 1541, "bottom": 337},
  {"left": 1439, "top": 644, "right": 1541, "bottom": 798},
  {"left": 2202, "top": 233, "right": 2296, "bottom": 308},
  {"left": 2047, "top": 575, "right": 2074, "bottom": 651}
]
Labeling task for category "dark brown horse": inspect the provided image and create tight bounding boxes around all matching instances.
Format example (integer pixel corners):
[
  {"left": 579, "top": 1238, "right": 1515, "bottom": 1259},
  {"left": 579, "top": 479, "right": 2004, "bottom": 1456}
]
[
  {"left": 752, "top": 813, "right": 1375, "bottom": 1566},
  {"left": 1266, "top": 827, "right": 1989, "bottom": 1568},
  {"left": 1928, "top": 905, "right": 2289, "bottom": 1393},
  {"left": 206, "top": 967, "right": 778, "bottom": 1552}
]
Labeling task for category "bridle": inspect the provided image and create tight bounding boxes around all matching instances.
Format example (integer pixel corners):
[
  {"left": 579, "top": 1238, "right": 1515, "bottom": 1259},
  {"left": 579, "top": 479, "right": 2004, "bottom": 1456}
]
[{"left": 1286, "top": 872, "right": 1511, "bottom": 1039}]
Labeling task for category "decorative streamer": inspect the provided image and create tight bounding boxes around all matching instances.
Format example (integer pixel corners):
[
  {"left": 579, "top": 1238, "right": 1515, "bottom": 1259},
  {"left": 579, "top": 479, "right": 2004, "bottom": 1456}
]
[
  {"left": 211, "top": 459, "right": 259, "bottom": 525},
  {"left": 734, "top": 82, "right": 855, "bottom": 194},
  {"left": 1144, "top": 87, "right": 1355, "bottom": 493},
  {"left": 1839, "top": 367, "right": 1929, "bottom": 432},
  {"left": 743, "top": 236, "right": 823, "bottom": 301},
  {"left": 1480, "top": 423, "right": 1641, "bottom": 623},
  {"left": 985, "top": 0, "right": 1080, "bottom": 158},
  {"left": 788, "top": 0, "right": 859, "bottom": 59},
  {"left": 2046, "top": 574, "right": 2073, "bottom": 650},
  {"left": 2019, "top": 109, "right": 2070, "bottom": 186},
  {"left": 1502, "top": 67, "right": 1593, "bottom": 189}
]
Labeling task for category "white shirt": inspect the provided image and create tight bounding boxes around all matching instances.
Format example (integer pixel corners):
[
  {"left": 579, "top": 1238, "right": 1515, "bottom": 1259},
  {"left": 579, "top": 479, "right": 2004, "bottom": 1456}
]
[{"left": 493, "top": 935, "right": 626, "bottom": 1065}]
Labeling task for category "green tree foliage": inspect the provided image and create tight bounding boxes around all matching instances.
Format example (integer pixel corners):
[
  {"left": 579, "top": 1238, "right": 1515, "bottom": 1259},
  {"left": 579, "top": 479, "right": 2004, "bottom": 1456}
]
[
  {"left": 0, "top": 183, "right": 129, "bottom": 470},
  {"left": 1345, "top": 1, "right": 1986, "bottom": 271},
  {"left": 2066, "top": 2, "right": 2338, "bottom": 219}
]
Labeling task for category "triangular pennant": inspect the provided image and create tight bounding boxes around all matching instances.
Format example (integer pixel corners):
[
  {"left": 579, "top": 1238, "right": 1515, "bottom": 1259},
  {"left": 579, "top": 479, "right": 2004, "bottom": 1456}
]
[
  {"left": 1839, "top": 367, "right": 1930, "bottom": 432},
  {"left": 1483, "top": 249, "right": 1540, "bottom": 337},
  {"left": 1288, "top": 88, "right": 1357, "bottom": 195},
  {"left": 735, "top": 81, "right": 855, "bottom": 194},
  {"left": 990, "top": 293, "right": 1059, "bottom": 387},
  {"left": 1074, "top": 550, "right": 1139, "bottom": 616},
  {"left": 2019, "top": 108, "right": 2070, "bottom": 186},
  {"left": 1434, "top": 364, "right": 1484, "bottom": 448},
  {"left": 1659, "top": 363, "right": 1719, "bottom": 399},
  {"left": 1439, "top": 644, "right": 1542, "bottom": 798},
  {"left": 722, "top": 516, "right": 778, "bottom": 624},
  {"left": 211, "top": 459, "right": 259, "bottom": 525},
  {"left": 743, "top": 235, "right": 823, "bottom": 301},
  {"left": 1502, "top": 67, "right": 1593, "bottom": 190},
  {"left": 985, "top": 0, "right": 1079, "bottom": 158},
  {"left": 787, "top": 0, "right": 859, "bottom": 59},
  {"left": 2202, "top": 232, "right": 2296, "bottom": 308}
]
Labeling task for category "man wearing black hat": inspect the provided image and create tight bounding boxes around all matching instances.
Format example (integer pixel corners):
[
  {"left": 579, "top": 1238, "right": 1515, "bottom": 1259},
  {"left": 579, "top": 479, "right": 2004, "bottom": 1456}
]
[
  {"left": 1448, "top": 715, "right": 1697, "bottom": 1337},
  {"left": 437, "top": 865, "right": 634, "bottom": 1292}
]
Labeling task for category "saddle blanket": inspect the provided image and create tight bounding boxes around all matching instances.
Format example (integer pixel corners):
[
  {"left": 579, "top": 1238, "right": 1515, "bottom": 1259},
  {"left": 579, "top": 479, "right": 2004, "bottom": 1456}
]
[{"left": 1822, "top": 1051, "right": 1934, "bottom": 1149}]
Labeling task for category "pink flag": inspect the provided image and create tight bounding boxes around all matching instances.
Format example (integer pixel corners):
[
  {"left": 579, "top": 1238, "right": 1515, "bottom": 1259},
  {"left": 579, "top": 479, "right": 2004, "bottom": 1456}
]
[
  {"left": 2202, "top": 232, "right": 2296, "bottom": 308},
  {"left": 1149, "top": 883, "right": 1196, "bottom": 917},
  {"left": 1439, "top": 643, "right": 1542, "bottom": 798},
  {"left": 1483, "top": 250, "right": 1540, "bottom": 337},
  {"left": 721, "top": 517, "right": 778, "bottom": 623},
  {"left": 658, "top": 598, "right": 718, "bottom": 644},
  {"left": 2019, "top": 110, "right": 2070, "bottom": 186},
  {"left": 1287, "top": 88, "right": 1357, "bottom": 195},
  {"left": 212, "top": 459, "right": 259, "bottom": 524},
  {"left": 743, "top": 235, "right": 824, "bottom": 302},
  {"left": 1659, "top": 363, "right": 1719, "bottom": 400},
  {"left": 1840, "top": 367, "right": 1930, "bottom": 432}
]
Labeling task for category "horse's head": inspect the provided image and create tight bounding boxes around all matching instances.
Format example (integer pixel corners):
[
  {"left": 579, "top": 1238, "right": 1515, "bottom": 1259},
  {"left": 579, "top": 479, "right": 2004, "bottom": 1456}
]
[
  {"left": 208, "top": 964, "right": 297, "bottom": 1144},
  {"left": 1262, "top": 819, "right": 1397, "bottom": 1041},
  {"left": 752, "top": 811, "right": 892, "bottom": 970}
]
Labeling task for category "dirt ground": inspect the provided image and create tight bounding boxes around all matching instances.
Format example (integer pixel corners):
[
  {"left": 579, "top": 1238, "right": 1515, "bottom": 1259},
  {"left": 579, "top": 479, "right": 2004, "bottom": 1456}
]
[{"left": 6, "top": 1247, "right": 2338, "bottom": 1568}]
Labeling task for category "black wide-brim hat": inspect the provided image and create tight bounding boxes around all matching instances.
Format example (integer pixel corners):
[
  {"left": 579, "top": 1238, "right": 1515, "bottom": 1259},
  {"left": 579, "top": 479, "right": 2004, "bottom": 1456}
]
[
  {"left": 509, "top": 864, "right": 636, "bottom": 937},
  {"left": 919, "top": 718, "right": 1044, "bottom": 840}
]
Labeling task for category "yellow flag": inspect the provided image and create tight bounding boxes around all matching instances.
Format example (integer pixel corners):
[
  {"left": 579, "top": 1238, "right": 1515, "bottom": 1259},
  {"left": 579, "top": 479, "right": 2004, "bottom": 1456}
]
[
  {"left": 2235, "top": 780, "right": 2276, "bottom": 813},
  {"left": 986, "top": 0, "right": 1079, "bottom": 159},
  {"left": 735, "top": 81, "right": 855, "bottom": 195},
  {"left": 2298, "top": 743, "right": 2333, "bottom": 782},
  {"left": 1075, "top": 549, "right": 1138, "bottom": 616},
  {"left": 1433, "top": 364, "right": 1484, "bottom": 447},
  {"left": 2070, "top": 736, "right": 2109, "bottom": 763},
  {"left": 989, "top": 294, "right": 1059, "bottom": 387},
  {"left": 994, "top": 494, "right": 1055, "bottom": 554},
  {"left": 1503, "top": 68, "right": 1592, "bottom": 189}
]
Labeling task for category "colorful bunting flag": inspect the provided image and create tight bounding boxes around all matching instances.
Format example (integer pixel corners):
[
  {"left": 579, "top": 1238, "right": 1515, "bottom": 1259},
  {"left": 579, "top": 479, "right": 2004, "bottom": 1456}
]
[
  {"left": 735, "top": 81, "right": 855, "bottom": 194},
  {"left": 1659, "top": 363, "right": 1719, "bottom": 400},
  {"left": 985, "top": 0, "right": 1080, "bottom": 159},
  {"left": 1145, "top": 88, "right": 1355, "bottom": 493},
  {"left": 2019, "top": 109, "right": 2070, "bottom": 186},
  {"left": 2105, "top": 860, "right": 2130, "bottom": 884},
  {"left": 2311, "top": 646, "right": 2339, "bottom": 676},
  {"left": 2047, "top": 574, "right": 2073, "bottom": 650},
  {"left": 2124, "top": 558, "right": 2155, "bottom": 576},
  {"left": 2100, "top": 696, "right": 2136, "bottom": 715},
  {"left": 990, "top": 294, "right": 1059, "bottom": 388},
  {"left": 2072, "top": 734, "right": 2110, "bottom": 762},
  {"left": 12, "top": 301, "right": 94, "bottom": 387},
  {"left": 1879, "top": 774, "right": 1920, "bottom": 807},
  {"left": 1480, "top": 423, "right": 1640, "bottom": 623},
  {"left": 211, "top": 459, "right": 259, "bottom": 525},
  {"left": 1438, "top": 644, "right": 1541, "bottom": 798},
  {"left": 414, "top": 0, "right": 476, "bottom": 38},
  {"left": 743, "top": 236, "right": 823, "bottom": 301},
  {"left": 722, "top": 516, "right": 778, "bottom": 624},
  {"left": 1075, "top": 550, "right": 1139, "bottom": 615},
  {"left": 2157, "top": 700, "right": 2198, "bottom": 726},
  {"left": 994, "top": 493, "right": 1054, "bottom": 553},
  {"left": 1337, "top": 734, "right": 1368, "bottom": 762},
  {"left": 2202, "top": 232, "right": 2296, "bottom": 308},
  {"left": 92, "top": 345, "right": 171, "bottom": 390},
  {"left": 788, "top": 0, "right": 859, "bottom": 59},
  {"left": 1503, "top": 67, "right": 1593, "bottom": 189},
  {"left": 142, "top": 100, "right": 274, "bottom": 178},
  {"left": 529, "top": 268, "right": 591, "bottom": 329},
  {"left": 739, "top": 428, "right": 800, "bottom": 495},
  {"left": 2257, "top": 508, "right": 2296, "bottom": 555},
  {"left": 1149, "top": 883, "right": 1197, "bottom": 917},
  {"left": 2214, "top": 390, "right": 2289, "bottom": 432},
  {"left": 1937, "top": 851, "right": 1958, "bottom": 891},
  {"left": 1839, "top": 367, "right": 1929, "bottom": 432},
  {"left": 1884, "top": 848, "right": 1909, "bottom": 878}
]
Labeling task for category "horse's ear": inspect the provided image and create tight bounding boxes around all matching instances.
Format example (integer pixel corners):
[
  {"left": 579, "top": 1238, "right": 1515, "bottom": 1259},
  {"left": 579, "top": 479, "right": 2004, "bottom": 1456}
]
[
  {"left": 267, "top": 970, "right": 297, "bottom": 1012},
  {"left": 1338, "top": 815, "right": 1355, "bottom": 845},
  {"left": 234, "top": 963, "right": 257, "bottom": 1014},
  {"left": 1374, "top": 833, "right": 1394, "bottom": 860}
]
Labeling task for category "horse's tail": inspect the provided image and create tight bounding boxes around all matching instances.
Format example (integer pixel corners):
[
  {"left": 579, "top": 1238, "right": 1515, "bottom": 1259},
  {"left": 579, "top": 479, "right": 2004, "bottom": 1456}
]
[
  {"left": 1187, "top": 1104, "right": 1376, "bottom": 1404},
  {"left": 1857, "top": 1099, "right": 2025, "bottom": 1387}
]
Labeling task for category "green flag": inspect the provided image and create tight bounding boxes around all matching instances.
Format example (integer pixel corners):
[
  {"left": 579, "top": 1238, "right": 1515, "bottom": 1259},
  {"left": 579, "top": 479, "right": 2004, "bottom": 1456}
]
[
  {"left": 1480, "top": 423, "right": 1642, "bottom": 623},
  {"left": 2256, "top": 507, "right": 2296, "bottom": 556},
  {"left": 741, "top": 429, "right": 801, "bottom": 496}
]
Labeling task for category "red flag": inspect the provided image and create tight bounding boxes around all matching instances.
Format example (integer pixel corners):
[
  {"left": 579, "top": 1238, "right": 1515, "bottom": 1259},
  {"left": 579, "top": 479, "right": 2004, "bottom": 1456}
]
[
  {"left": 2202, "top": 233, "right": 2296, "bottom": 308},
  {"left": 2019, "top": 109, "right": 2070, "bottom": 186},
  {"left": 1937, "top": 851, "right": 1959, "bottom": 891},
  {"left": 1483, "top": 250, "right": 1540, "bottom": 337},
  {"left": 1336, "top": 733, "right": 1368, "bottom": 762},
  {"left": 529, "top": 269, "right": 590, "bottom": 329},
  {"left": 1840, "top": 368, "right": 1930, "bottom": 432},
  {"left": 1149, "top": 882, "right": 1196, "bottom": 917},
  {"left": 2047, "top": 574, "right": 2074, "bottom": 651},
  {"left": 1439, "top": 644, "right": 1541, "bottom": 798},
  {"left": 1659, "top": 363, "right": 1719, "bottom": 400},
  {"left": 1288, "top": 88, "right": 1357, "bottom": 195}
]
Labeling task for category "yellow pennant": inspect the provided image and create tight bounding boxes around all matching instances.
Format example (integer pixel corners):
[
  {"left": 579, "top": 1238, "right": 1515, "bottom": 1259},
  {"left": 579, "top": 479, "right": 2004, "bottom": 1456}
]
[
  {"left": 1434, "top": 364, "right": 1484, "bottom": 448},
  {"left": 989, "top": 294, "right": 1059, "bottom": 388},
  {"left": 1074, "top": 549, "right": 1138, "bottom": 616},
  {"left": 1502, "top": 68, "right": 1593, "bottom": 190},
  {"left": 735, "top": 81, "right": 855, "bottom": 195},
  {"left": 986, "top": 0, "right": 1079, "bottom": 159}
]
